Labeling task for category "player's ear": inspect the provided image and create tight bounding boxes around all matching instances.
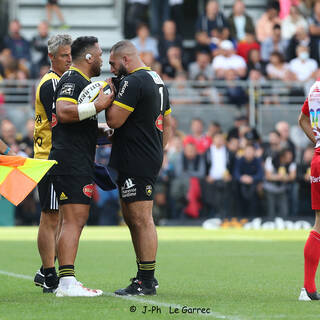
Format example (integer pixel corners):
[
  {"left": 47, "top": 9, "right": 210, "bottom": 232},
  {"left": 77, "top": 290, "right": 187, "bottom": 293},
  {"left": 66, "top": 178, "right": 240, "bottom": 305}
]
[{"left": 85, "top": 53, "right": 92, "bottom": 62}]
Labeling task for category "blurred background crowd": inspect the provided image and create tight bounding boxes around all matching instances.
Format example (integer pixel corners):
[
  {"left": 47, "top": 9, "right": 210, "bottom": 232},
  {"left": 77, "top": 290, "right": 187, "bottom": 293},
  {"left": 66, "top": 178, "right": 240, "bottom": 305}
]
[{"left": 0, "top": 0, "right": 318, "bottom": 225}]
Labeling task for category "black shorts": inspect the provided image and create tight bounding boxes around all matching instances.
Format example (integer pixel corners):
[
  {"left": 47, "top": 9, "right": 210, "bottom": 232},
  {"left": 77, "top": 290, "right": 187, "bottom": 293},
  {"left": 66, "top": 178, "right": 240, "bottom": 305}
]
[
  {"left": 47, "top": 0, "right": 58, "bottom": 5},
  {"left": 38, "top": 173, "right": 58, "bottom": 211},
  {"left": 117, "top": 174, "right": 156, "bottom": 202},
  {"left": 51, "top": 175, "right": 94, "bottom": 205}
]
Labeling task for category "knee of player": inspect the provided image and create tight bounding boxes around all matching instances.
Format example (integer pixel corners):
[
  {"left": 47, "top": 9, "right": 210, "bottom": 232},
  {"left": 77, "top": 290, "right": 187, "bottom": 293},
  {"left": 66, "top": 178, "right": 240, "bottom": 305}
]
[{"left": 131, "top": 215, "right": 154, "bottom": 229}]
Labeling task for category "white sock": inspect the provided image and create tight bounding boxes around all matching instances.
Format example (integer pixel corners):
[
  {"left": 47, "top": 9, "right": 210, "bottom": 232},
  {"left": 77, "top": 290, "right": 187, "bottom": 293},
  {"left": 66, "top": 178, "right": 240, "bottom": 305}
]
[{"left": 59, "top": 276, "right": 76, "bottom": 289}]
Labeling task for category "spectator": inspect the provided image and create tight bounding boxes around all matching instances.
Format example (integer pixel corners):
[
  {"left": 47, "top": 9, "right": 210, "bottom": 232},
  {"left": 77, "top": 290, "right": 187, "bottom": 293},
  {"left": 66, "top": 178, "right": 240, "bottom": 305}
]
[
  {"left": 140, "top": 52, "right": 162, "bottom": 75},
  {"left": 308, "top": 0, "right": 320, "bottom": 63},
  {"left": 297, "top": 146, "right": 313, "bottom": 216},
  {"left": 228, "top": 0, "right": 255, "bottom": 41},
  {"left": 183, "top": 118, "right": 212, "bottom": 154},
  {"left": 46, "top": 0, "right": 68, "bottom": 28},
  {"left": 289, "top": 45, "right": 318, "bottom": 82},
  {"left": 149, "top": 0, "right": 169, "bottom": 37},
  {"left": 188, "top": 51, "right": 213, "bottom": 81},
  {"left": 169, "top": 72, "right": 200, "bottom": 105},
  {"left": 3, "top": 20, "right": 31, "bottom": 73},
  {"left": 209, "top": 27, "right": 236, "bottom": 58},
  {"left": 261, "top": 24, "right": 288, "bottom": 63},
  {"left": 256, "top": 1, "right": 281, "bottom": 42},
  {"left": 20, "top": 118, "right": 34, "bottom": 157},
  {"left": 158, "top": 20, "right": 183, "bottom": 64},
  {"left": 195, "top": 0, "right": 229, "bottom": 50},
  {"left": 125, "top": 0, "right": 149, "bottom": 39},
  {"left": 224, "top": 69, "right": 248, "bottom": 109},
  {"left": 246, "top": 48, "right": 266, "bottom": 80},
  {"left": 264, "top": 148, "right": 297, "bottom": 219},
  {"left": 298, "top": 0, "right": 316, "bottom": 17},
  {"left": 161, "top": 46, "right": 186, "bottom": 80},
  {"left": 30, "top": 21, "right": 50, "bottom": 78},
  {"left": 227, "top": 115, "right": 248, "bottom": 140},
  {"left": 203, "top": 133, "right": 230, "bottom": 218},
  {"left": 266, "top": 51, "right": 292, "bottom": 81},
  {"left": 131, "top": 23, "right": 159, "bottom": 60},
  {"left": 171, "top": 141, "right": 206, "bottom": 219},
  {"left": 192, "top": 74, "right": 221, "bottom": 105},
  {"left": 275, "top": 121, "right": 296, "bottom": 160},
  {"left": 212, "top": 40, "right": 247, "bottom": 79},
  {"left": 286, "top": 26, "right": 311, "bottom": 61},
  {"left": 281, "top": 5, "right": 308, "bottom": 40},
  {"left": 262, "top": 130, "right": 282, "bottom": 160},
  {"left": 237, "top": 32, "right": 260, "bottom": 63},
  {"left": 206, "top": 121, "right": 222, "bottom": 140},
  {"left": 233, "top": 144, "right": 264, "bottom": 217},
  {"left": 0, "top": 119, "right": 20, "bottom": 154},
  {"left": 169, "top": 0, "right": 184, "bottom": 35}
]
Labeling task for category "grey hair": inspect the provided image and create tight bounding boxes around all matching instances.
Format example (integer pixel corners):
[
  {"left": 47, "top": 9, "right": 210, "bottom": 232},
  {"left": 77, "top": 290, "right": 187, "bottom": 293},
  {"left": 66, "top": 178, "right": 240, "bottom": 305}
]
[{"left": 48, "top": 34, "right": 72, "bottom": 56}]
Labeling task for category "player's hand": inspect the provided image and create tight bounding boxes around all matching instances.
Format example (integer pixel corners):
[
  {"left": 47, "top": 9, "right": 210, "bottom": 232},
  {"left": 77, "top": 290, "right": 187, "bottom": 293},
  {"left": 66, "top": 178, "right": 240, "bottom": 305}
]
[{"left": 94, "top": 86, "right": 114, "bottom": 112}]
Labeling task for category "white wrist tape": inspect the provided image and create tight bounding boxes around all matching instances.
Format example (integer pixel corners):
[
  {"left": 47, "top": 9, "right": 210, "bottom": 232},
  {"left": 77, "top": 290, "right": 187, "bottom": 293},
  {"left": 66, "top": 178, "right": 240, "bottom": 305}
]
[{"left": 78, "top": 102, "right": 96, "bottom": 121}]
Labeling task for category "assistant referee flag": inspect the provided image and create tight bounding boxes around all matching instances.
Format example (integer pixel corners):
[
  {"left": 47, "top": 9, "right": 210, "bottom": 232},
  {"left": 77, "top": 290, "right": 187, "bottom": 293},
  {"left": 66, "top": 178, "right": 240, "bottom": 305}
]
[{"left": 0, "top": 155, "right": 56, "bottom": 206}]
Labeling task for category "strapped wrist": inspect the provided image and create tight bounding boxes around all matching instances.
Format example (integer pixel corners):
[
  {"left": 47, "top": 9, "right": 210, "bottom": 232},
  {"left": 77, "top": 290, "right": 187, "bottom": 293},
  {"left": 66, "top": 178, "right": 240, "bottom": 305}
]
[{"left": 78, "top": 102, "right": 97, "bottom": 121}]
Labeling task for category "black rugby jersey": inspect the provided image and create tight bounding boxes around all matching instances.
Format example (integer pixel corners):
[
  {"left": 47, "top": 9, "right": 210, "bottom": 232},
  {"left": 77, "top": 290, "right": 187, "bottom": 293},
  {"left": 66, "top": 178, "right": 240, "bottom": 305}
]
[
  {"left": 109, "top": 67, "right": 171, "bottom": 177},
  {"left": 49, "top": 66, "right": 98, "bottom": 177}
]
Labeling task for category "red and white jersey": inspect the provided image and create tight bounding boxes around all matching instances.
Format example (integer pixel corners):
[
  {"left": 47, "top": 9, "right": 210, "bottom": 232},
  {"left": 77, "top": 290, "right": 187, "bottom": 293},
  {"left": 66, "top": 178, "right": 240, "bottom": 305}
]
[{"left": 301, "top": 80, "right": 320, "bottom": 149}]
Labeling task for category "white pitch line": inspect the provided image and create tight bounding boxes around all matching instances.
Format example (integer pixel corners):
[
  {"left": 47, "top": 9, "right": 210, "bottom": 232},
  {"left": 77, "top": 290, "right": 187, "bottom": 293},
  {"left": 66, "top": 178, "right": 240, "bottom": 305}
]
[{"left": 0, "top": 270, "right": 242, "bottom": 320}]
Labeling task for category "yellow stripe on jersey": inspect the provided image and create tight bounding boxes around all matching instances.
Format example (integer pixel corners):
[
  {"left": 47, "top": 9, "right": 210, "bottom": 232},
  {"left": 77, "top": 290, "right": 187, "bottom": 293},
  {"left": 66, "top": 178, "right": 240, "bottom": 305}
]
[
  {"left": 57, "top": 97, "right": 77, "bottom": 104},
  {"left": 164, "top": 108, "right": 172, "bottom": 116},
  {"left": 114, "top": 100, "right": 134, "bottom": 112},
  {"left": 69, "top": 66, "right": 90, "bottom": 81},
  {"left": 34, "top": 71, "right": 60, "bottom": 160},
  {"left": 130, "top": 67, "right": 151, "bottom": 74}
]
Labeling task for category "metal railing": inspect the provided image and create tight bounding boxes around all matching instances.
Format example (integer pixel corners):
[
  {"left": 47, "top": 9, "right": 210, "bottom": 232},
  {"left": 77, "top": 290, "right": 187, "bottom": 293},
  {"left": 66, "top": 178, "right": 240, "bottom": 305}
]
[{"left": 0, "top": 79, "right": 310, "bottom": 136}]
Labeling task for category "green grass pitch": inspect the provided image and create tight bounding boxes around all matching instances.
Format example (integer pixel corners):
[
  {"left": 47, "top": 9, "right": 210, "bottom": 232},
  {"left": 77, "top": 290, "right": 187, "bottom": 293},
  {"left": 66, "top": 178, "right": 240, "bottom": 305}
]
[{"left": 0, "top": 227, "right": 319, "bottom": 320}]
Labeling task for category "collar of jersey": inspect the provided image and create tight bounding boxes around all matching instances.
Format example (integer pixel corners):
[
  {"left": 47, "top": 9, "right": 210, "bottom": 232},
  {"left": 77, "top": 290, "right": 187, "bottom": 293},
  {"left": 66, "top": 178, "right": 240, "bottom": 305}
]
[
  {"left": 69, "top": 66, "right": 90, "bottom": 81},
  {"left": 130, "top": 67, "right": 151, "bottom": 74}
]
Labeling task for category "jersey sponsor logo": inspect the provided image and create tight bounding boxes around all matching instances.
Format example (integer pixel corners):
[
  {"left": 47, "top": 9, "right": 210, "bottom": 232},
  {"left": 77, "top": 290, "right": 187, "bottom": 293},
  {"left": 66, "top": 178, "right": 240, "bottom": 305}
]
[
  {"left": 83, "top": 184, "right": 94, "bottom": 198},
  {"left": 311, "top": 176, "right": 320, "bottom": 183},
  {"left": 147, "top": 71, "right": 164, "bottom": 85},
  {"left": 121, "top": 178, "right": 137, "bottom": 198},
  {"left": 60, "top": 83, "right": 75, "bottom": 96},
  {"left": 35, "top": 136, "right": 43, "bottom": 147},
  {"left": 35, "top": 114, "right": 42, "bottom": 124},
  {"left": 118, "top": 80, "right": 128, "bottom": 97},
  {"left": 146, "top": 185, "right": 152, "bottom": 196},
  {"left": 155, "top": 114, "right": 163, "bottom": 132},
  {"left": 51, "top": 113, "right": 57, "bottom": 128},
  {"left": 60, "top": 192, "right": 68, "bottom": 200}
]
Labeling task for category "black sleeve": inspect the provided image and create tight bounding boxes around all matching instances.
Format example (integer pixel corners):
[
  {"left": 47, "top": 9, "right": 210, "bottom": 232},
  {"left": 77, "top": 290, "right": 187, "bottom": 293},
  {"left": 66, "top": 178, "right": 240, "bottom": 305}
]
[
  {"left": 56, "top": 75, "right": 84, "bottom": 104},
  {"left": 113, "top": 75, "right": 141, "bottom": 112},
  {"left": 39, "top": 79, "right": 55, "bottom": 121}
]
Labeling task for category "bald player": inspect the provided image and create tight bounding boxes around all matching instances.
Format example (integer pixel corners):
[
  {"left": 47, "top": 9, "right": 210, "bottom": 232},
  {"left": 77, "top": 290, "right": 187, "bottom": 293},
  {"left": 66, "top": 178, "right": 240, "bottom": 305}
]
[{"left": 107, "top": 40, "right": 172, "bottom": 295}]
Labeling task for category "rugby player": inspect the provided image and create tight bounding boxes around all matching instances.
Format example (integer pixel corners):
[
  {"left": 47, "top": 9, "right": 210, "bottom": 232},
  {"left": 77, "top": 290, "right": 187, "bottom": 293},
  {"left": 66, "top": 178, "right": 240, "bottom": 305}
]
[
  {"left": 49, "top": 36, "right": 114, "bottom": 297},
  {"left": 33, "top": 34, "right": 72, "bottom": 293},
  {"left": 107, "top": 40, "right": 172, "bottom": 295},
  {"left": 299, "top": 79, "right": 320, "bottom": 300}
]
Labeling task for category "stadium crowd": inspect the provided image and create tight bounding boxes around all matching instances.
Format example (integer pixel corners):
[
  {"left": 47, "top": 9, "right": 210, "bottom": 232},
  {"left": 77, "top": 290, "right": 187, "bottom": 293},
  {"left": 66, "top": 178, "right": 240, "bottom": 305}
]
[{"left": 0, "top": 0, "right": 319, "bottom": 224}]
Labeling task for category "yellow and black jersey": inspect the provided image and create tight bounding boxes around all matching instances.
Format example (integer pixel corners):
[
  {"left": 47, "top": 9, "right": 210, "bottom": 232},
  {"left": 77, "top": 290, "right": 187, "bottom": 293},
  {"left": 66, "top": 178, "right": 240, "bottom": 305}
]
[
  {"left": 109, "top": 67, "right": 171, "bottom": 177},
  {"left": 49, "top": 67, "right": 98, "bottom": 177},
  {"left": 34, "top": 70, "right": 60, "bottom": 159}
]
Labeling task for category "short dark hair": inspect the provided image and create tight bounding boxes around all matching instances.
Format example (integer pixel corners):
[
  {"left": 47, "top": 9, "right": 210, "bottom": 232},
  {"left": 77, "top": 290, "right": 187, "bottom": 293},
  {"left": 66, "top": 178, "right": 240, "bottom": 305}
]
[{"left": 71, "top": 36, "right": 98, "bottom": 61}]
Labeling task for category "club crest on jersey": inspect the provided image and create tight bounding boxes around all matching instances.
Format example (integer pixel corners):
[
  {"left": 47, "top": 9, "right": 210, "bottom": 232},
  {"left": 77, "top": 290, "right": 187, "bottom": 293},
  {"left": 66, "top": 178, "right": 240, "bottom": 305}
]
[
  {"left": 146, "top": 185, "right": 152, "bottom": 197},
  {"left": 61, "top": 83, "right": 75, "bottom": 96},
  {"left": 51, "top": 113, "right": 57, "bottom": 128},
  {"left": 155, "top": 114, "right": 163, "bottom": 132},
  {"left": 83, "top": 184, "right": 94, "bottom": 198}
]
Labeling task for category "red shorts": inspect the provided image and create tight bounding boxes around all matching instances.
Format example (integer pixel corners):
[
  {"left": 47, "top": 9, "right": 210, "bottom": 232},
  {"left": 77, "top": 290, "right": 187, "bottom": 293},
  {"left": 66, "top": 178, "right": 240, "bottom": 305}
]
[{"left": 311, "top": 150, "right": 320, "bottom": 210}]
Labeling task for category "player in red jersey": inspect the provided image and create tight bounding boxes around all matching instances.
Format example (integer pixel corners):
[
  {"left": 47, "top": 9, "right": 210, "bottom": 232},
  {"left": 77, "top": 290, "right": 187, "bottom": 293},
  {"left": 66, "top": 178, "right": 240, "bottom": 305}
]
[{"left": 298, "top": 79, "right": 320, "bottom": 300}]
